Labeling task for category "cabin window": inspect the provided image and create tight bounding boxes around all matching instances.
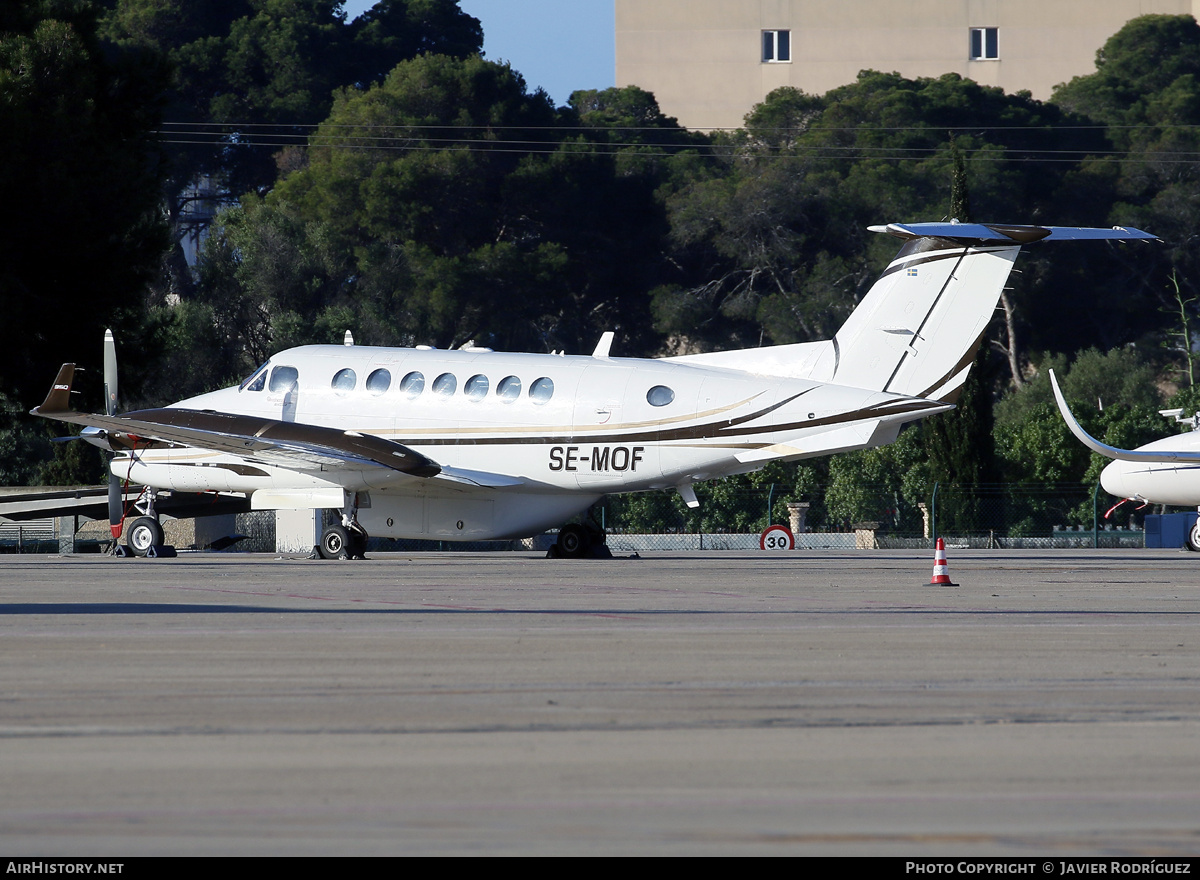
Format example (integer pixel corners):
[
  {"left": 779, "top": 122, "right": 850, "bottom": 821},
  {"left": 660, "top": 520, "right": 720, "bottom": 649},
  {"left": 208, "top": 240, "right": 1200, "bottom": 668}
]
[
  {"left": 465, "top": 374, "right": 489, "bottom": 400},
  {"left": 240, "top": 363, "right": 268, "bottom": 392},
  {"left": 432, "top": 372, "right": 457, "bottom": 396},
  {"left": 366, "top": 368, "right": 391, "bottom": 396},
  {"left": 331, "top": 368, "right": 357, "bottom": 393},
  {"left": 399, "top": 371, "right": 424, "bottom": 398},
  {"left": 647, "top": 385, "right": 675, "bottom": 407},
  {"left": 269, "top": 365, "right": 298, "bottom": 393},
  {"left": 529, "top": 377, "right": 554, "bottom": 404},
  {"left": 497, "top": 375, "right": 521, "bottom": 402}
]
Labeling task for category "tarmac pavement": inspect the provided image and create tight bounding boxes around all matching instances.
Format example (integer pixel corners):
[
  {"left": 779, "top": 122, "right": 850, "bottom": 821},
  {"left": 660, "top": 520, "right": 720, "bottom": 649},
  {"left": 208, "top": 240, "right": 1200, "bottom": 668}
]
[{"left": 1, "top": 549, "right": 1198, "bottom": 856}]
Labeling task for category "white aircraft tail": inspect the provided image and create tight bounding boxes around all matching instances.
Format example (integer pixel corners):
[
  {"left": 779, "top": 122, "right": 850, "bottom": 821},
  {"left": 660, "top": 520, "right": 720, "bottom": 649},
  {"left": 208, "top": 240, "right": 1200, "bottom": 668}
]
[{"left": 670, "top": 222, "right": 1157, "bottom": 401}]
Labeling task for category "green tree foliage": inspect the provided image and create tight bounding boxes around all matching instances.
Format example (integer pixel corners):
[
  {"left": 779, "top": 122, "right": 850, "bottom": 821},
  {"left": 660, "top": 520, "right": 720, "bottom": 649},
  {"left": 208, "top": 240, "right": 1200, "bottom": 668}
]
[
  {"left": 99, "top": 0, "right": 484, "bottom": 301},
  {"left": 1053, "top": 14, "right": 1200, "bottom": 349},
  {"left": 824, "top": 429, "right": 929, "bottom": 532},
  {"left": 101, "top": 0, "right": 483, "bottom": 195},
  {"left": 654, "top": 72, "right": 1119, "bottom": 356},
  {"left": 993, "top": 349, "right": 1168, "bottom": 526},
  {"left": 0, "top": 0, "right": 170, "bottom": 405},
  {"left": 187, "top": 64, "right": 699, "bottom": 378}
]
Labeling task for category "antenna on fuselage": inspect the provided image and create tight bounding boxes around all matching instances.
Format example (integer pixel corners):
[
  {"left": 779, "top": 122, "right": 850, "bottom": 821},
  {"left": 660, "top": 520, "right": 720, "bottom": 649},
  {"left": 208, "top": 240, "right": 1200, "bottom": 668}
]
[
  {"left": 344, "top": 331, "right": 354, "bottom": 346},
  {"left": 592, "top": 331, "right": 614, "bottom": 359}
]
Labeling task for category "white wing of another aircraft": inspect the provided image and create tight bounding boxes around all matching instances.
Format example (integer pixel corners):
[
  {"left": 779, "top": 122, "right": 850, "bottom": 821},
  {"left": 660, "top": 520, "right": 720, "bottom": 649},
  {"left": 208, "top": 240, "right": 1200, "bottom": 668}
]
[
  {"left": 27, "top": 221, "right": 1157, "bottom": 559},
  {"left": 1050, "top": 369, "right": 1200, "bottom": 464},
  {"left": 1050, "top": 368, "right": 1200, "bottom": 513}
]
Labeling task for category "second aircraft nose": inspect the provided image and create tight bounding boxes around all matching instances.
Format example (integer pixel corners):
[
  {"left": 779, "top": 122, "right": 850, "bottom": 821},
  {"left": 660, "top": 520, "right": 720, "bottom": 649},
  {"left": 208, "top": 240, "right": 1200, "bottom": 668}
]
[{"left": 1100, "top": 459, "right": 1132, "bottom": 500}]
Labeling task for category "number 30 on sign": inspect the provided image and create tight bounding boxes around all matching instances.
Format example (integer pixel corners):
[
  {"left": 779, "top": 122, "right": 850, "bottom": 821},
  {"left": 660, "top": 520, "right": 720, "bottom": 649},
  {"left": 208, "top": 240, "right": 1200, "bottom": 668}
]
[{"left": 759, "top": 524, "right": 795, "bottom": 551}]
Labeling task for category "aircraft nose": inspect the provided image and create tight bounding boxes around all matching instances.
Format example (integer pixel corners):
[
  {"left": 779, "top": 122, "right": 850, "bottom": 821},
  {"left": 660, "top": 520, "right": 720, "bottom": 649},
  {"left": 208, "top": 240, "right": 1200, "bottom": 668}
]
[{"left": 1100, "top": 459, "right": 1132, "bottom": 499}]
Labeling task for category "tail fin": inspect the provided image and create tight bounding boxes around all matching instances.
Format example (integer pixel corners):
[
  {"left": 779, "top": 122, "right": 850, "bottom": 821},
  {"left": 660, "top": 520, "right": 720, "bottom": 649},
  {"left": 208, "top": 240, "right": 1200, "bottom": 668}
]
[
  {"left": 822, "top": 223, "right": 1156, "bottom": 400},
  {"left": 667, "top": 222, "right": 1156, "bottom": 397}
]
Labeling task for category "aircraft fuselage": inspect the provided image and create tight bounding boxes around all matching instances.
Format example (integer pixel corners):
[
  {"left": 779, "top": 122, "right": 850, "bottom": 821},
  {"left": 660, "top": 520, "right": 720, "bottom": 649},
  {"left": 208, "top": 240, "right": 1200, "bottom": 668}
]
[{"left": 109, "top": 345, "right": 943, "bottom": 539}]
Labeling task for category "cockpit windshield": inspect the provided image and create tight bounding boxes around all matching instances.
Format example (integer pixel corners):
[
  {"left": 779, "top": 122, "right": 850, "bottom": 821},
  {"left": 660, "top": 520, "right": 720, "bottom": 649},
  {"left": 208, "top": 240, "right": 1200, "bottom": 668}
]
[{"left": 239, "top": 362, "right": 268, "bottom": 392}]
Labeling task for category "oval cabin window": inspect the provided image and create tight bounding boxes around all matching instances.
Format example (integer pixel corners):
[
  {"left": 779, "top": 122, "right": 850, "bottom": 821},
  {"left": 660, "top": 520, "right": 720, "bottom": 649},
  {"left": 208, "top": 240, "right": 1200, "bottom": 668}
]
[
  {"left": 399, "top": 371, "right": 424, "bottom": 398},
  {"left": 331, "top": 368, "right": 357, "bottom": 394},
  {"left": 497, "top": 376, "right": 521, "bottom": 402},
  {"left": 529, "top": 377, "right": 554, "bottom": 404},
  {"left": 647, "top": 385, "right": 675, "bottom": 407},
  {"left": 366, "top": 369, "right": 391, "bottom": 396},
  {"left": 464, "top": 374, "right": 489, "bottom": 400},
  {"left": 432, "top": 373, "right": 457, "bottom": 396}
]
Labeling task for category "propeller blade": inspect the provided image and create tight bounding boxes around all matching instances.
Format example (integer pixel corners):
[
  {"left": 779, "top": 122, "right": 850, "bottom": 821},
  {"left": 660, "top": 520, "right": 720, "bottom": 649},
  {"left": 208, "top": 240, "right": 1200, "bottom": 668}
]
[
  {"left": 103, "top": 329, "right": 118, "bottom": 417},
  {"left": 108, "top": 472, "right": 123, "bottom": 541},
  {"left": 104, "top": 330, "right": 122, "bottom": 541}
]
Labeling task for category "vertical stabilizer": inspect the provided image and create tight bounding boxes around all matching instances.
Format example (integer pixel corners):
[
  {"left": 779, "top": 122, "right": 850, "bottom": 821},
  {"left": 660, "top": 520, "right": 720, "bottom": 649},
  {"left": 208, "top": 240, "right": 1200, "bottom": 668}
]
[
  {"left": 823, "top": 234, "right": 1020, "bottom": 400},
  {"left": 814, "top": 223, "right": 1157, "bottom": 400},
  {"left": 664, "top": 223, "right": 1156, "bottom": 391}
]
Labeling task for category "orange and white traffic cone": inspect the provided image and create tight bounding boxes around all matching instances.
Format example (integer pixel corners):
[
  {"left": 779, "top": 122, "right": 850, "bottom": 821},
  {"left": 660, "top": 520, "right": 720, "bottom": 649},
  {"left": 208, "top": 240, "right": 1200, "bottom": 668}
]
[{"left": 929, "top": 537, "right": 957, "bottom": 586}]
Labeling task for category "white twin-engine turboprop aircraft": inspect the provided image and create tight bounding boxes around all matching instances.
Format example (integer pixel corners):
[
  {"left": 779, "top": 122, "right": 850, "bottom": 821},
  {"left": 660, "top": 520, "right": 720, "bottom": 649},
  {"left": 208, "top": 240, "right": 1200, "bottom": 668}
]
[{"left": 32, "top": 222, "right": 1155, "bottom": 559}]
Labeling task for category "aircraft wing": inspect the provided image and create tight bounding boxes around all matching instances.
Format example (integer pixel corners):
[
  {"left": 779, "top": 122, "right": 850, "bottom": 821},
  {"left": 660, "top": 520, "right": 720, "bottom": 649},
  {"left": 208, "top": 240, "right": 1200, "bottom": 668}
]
[
  {"left": 1049, "top": 369, "right": 1200, "bottom": 463},
  {"left": 31, "top": 364, "right": 441, "bottom": 477}
]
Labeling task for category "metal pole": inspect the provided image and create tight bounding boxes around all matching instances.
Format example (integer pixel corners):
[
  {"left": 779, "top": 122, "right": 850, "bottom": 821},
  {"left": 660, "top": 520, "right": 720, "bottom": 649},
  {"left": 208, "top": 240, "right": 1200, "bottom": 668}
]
[
  {"left": 1093, "top": 480, "right": 1100, "bottom": 549},
  {"left": 931, "top": 482, "right": 939, "bottom": 548}
]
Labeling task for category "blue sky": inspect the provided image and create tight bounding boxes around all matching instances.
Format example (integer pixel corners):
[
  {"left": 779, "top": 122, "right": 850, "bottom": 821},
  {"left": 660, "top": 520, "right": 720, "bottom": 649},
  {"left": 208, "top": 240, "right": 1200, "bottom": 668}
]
[{"left": 343, "top": 1, "right": 616, "bottom": 106}]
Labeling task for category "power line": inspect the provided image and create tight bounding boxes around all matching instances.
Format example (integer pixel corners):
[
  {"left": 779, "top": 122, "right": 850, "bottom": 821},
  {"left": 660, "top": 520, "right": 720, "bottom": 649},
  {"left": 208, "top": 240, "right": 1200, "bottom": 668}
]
[{"left": 153, "top": 130, "right": 1200, "bottom": 165}]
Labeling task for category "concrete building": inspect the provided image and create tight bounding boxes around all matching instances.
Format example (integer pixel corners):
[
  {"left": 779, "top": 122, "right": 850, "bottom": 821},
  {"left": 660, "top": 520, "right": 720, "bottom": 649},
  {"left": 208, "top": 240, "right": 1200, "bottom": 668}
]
[{"left": 615, "top": 1, "right": 1200, "bottom": 130}]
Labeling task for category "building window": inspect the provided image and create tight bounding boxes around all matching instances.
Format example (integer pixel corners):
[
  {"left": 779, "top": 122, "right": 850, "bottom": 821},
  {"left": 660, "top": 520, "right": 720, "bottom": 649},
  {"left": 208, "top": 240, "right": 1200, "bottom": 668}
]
[
  {"left": 762, "top": 30, "right": 790, "bottom": 63},
  {"left": 970, "top": 28, "right": 998, "bottom": 60}
]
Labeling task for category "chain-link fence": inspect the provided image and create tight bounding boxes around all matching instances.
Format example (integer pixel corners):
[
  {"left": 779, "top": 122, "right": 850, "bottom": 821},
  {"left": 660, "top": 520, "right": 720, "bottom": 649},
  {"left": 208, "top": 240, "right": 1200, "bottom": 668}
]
[
  {"left": 595, "top": 481, "right": 1153, "bottom": 550},
  {"left": 0, "top": 481, "right": 1164, "bottom": 553}
]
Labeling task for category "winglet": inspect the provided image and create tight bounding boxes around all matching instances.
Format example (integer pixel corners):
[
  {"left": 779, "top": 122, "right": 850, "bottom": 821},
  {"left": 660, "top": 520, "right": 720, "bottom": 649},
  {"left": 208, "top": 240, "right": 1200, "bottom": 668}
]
[
  {"left": 31, "top": 364, "right": 76, "bottom": 416},
  {"left": 1050, "top": 368, "right": 1200, "bottom": 463}
]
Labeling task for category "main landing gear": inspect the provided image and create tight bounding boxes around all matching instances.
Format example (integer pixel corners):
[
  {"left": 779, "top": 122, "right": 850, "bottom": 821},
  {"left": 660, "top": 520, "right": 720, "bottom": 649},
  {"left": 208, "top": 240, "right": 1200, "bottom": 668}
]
[
  {"left": 549, "top": 519, "right": 611, "bottom": 559},
  {"left": 318, "top": 521, "right": 368, "bottom": 560},
  {"left": 317, "top": 494, "right": 369, "bottom": 560}
]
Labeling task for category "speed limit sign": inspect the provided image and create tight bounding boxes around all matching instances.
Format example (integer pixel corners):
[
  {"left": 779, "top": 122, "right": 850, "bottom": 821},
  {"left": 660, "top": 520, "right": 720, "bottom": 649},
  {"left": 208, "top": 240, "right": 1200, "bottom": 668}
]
[{"left": 759, "top": 524, "right": 795, "bottom": 551}]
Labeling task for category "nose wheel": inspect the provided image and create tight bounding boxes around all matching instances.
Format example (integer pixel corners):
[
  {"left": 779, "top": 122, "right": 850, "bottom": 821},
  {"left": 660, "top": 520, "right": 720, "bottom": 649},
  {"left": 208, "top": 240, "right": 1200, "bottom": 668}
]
[{"left": 127, "top": 516, "right": 164, "bottom": 557}]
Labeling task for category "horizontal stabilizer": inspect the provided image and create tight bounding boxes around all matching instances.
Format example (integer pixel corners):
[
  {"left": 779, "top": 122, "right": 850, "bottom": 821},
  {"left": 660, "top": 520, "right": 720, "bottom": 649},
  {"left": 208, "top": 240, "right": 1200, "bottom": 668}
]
[{"left": 871, "top": 223, "right": 1159, "bottom": 244}]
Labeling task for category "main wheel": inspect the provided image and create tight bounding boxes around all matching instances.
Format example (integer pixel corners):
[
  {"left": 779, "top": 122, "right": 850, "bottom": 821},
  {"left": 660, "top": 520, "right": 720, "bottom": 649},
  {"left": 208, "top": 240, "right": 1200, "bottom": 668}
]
[
  {"left": 127, "top": 516, "right": 163, "bottom": 558},
  {"left": 319, "top": 524, "right": 351, "bottom": 559},
  {"left": 1187, "top": 519, "right": 1200, "bottom": 552},
  {"left": 556, "top": 523, "right": 590, "bottom": 559}
]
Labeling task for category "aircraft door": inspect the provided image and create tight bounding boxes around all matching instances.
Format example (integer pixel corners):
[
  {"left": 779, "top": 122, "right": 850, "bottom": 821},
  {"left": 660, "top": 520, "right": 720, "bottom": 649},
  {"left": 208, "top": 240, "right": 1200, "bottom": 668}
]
[{"left": 572, "top": 363, "right": 660, "bottom": 487}]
